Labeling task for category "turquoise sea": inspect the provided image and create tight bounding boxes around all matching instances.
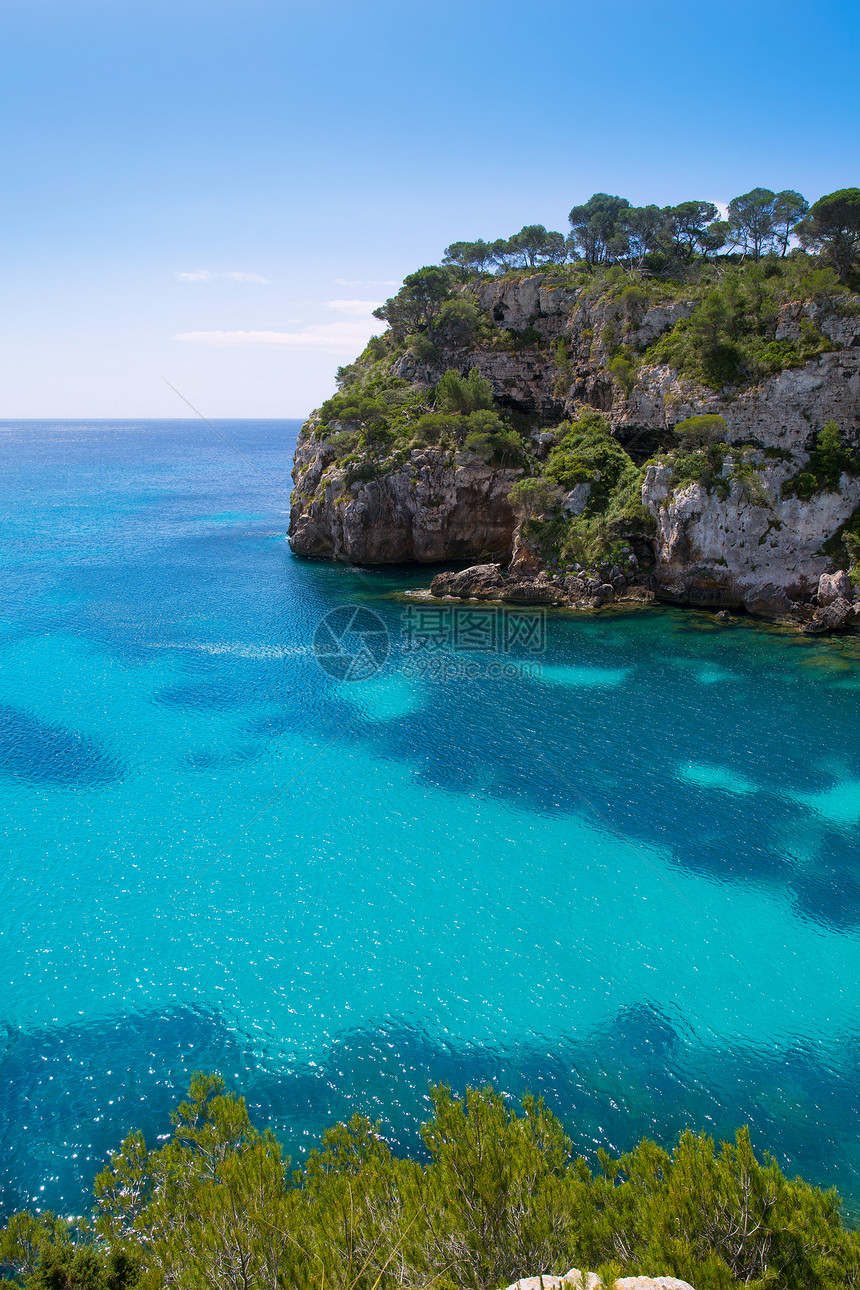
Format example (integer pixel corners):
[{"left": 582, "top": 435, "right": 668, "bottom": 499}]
[{"left": 2, "top": 419, "right": 860, "bottom": 1217}]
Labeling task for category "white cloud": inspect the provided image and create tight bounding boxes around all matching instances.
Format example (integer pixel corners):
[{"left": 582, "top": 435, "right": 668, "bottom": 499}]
[
  {"left": 712, "top": 201, "right": 729, "bottom": 222},
  {"left": 225, "top": 271, "right": 269, "bottom": 284},
  {"left": 175, "top": 270, "right": 270, "bottom": 284},
  {"left": 324, "top": 298, "right": 383, "bottom": 316},
  {"left": 172, "top": 320, "right": 379, "bottom": 354},
  {"left": 333, "top": 277, "right": 398, "bottom": 287}
]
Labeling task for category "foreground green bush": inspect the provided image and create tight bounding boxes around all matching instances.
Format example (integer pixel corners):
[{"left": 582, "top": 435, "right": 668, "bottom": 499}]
[{"left": 3, "top": 1076, "right": 858, "bottom": 1290}]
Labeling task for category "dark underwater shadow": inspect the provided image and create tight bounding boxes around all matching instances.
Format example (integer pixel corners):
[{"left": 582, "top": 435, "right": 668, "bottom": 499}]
[{"left": 0, "top": 704, "right": 125, "bottom": 788}]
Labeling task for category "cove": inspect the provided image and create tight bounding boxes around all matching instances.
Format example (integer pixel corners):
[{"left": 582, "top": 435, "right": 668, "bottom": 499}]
[{"left": 0, "top": 420, "right": 859, "bottom": 1218}]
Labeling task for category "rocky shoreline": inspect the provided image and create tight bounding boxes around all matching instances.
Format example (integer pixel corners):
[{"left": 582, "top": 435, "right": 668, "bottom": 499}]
[{"left": 426, "top": 560, "right": 859, "bottom": 633}]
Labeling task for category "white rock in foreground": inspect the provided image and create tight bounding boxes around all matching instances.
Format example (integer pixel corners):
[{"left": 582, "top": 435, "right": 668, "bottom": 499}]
[{"left": 505, "top": 1271, "right": 695, "bottom": 1290}]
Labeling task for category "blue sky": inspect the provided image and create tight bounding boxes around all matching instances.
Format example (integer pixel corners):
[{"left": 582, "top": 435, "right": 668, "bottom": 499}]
[{"left": 3, "top": 0, "right": 859, "bottom": 417}]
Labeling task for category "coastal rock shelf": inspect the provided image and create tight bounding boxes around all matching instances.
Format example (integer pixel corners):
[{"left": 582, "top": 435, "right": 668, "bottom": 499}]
[
  {"left": 427, "top": 561, "right": 655, "bottom": 609},
  {"left": 426, "top": 560, "right": 860, "bottom": 631}
]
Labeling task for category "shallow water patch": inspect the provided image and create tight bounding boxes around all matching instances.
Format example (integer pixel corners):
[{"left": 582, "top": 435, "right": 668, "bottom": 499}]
[{"left": 677, "top": 762, "right": 758, "bottom": 796}]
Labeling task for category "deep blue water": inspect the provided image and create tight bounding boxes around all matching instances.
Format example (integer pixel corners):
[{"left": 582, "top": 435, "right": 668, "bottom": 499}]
[{"left": 2, "top": 419, "right": 860, "bottom": 1217}]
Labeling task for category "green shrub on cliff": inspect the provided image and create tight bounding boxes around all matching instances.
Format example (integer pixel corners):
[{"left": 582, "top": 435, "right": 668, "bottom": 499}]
[
  {"left": 3, "top": 1076, "right": 860, "bottom": 1290},
  {"left": 464, "top": 424, "right": 525, "bottom": 466},
  {"left": 544, "top": 411, "right": 641, "bottom": 511},
  {"left": 435, "top": 367, "right": 494, "bottom": 414},
  {"left": 509, "top": 476, "right": 561, "bottom": 520},
  {"left": 809, "top": 420, "right": 859, "bottom": 488},
  {"left": 645, "top": 262, "right": 840, "bottom": 389},
  {"left": 781, "top": 420, "right": 860, "bottom": 498},
  {"left": 514, "top": 412, "right": 647, "bottom": 570},
  {"left": 674, "top": 415, "right": 729, "bottom": 446},
  {"left": 312, "top": 371, "right": 528, "bottom": 475},
  {"left": 667, "top": 443, "right": 728, "bottom": 492},
  {"left": 608, "top": 351, "right": 637, "bottom": 394}
]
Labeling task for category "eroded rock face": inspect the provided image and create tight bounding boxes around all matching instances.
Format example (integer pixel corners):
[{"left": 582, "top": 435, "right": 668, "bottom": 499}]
[
  {"left": 288, "top": 442, "right": 520, "bottom": 564},
  {"left": 641, "top": 456, "right": 860, "bottom": 617}
]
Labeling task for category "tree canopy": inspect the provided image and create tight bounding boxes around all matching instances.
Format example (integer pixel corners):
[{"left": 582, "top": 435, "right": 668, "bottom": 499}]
[
  {"left": 435, "top": 184, "right": 859, "bottom": 281},
  {"left": 727, "top": 188, "right": 810, "bottom": 260},
  {"left": 372, "top": 266, "right": 456, "bottom": 339},
  {"left": 567, "top": 193, "right": 632, "bottom": 266},
  {"left": 444, "top": 225, "right": 567, "bottom": 273},
  {"left": 799, "top": 188, "right": 860, "bottom": 280}
]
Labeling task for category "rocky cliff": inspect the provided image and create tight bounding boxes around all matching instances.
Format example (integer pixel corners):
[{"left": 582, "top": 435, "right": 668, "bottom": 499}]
[
  {"left": 288, "top": 270, "right": 860, "bottom": 626},
  {"left": 289, "top": 433, "right": 519, "bottom": 564}
]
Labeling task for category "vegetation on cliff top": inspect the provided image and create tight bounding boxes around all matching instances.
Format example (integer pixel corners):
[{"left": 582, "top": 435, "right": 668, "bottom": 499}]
[
  {"left": 307, "top": 367, "right": 530, "bottom": 486},
  {"left": 643, "top": 259, "right": 841, "bottom": 389},
  {"left": 436, "top": 187, "right": 860, "bottom": 282},
  {"left": 3, "top": 1075, "right": 859, "bottom": 1290}
]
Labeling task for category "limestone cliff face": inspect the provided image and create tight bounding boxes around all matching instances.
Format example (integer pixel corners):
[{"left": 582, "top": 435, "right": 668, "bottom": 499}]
[
  {"left": 643, "top": 460, "right": 860, "bottom": 612},
  {"left": 289, "top": 432, "right": 519, "bottom": 564},
  {"left": 288, "top": 274, "right": 860, "bottom": 618}
]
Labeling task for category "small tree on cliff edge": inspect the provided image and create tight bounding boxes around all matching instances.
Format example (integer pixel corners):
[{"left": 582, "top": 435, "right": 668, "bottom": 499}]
[
  {"left": 373, "top": 266, "right": 455, "bottom": 340},
  {"left": 567, "top": 194, "right": 631, "bottom": 266},
  {"left": 799, "top": 188, "right": 860, "bottom": 280}
]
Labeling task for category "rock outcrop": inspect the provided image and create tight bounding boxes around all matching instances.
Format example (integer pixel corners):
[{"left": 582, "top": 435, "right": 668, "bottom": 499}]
[
  {"left": 642, "top": 460, "right": 860, "bottom": 616},
  {"left": 429, "top": 564, "right": 655, "bottom": 610},
  {"left": 289, "top": 443, "right": 520, "bottom": 564},
  {"left": 504, "top": 1270, "right": 695, "bottom": 1290},
  {"left": 818, "top": 569, "right": 853, "bottom": 604},
  {"left": 289, "top": 273, "right": 860, "bottom": 627}
]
